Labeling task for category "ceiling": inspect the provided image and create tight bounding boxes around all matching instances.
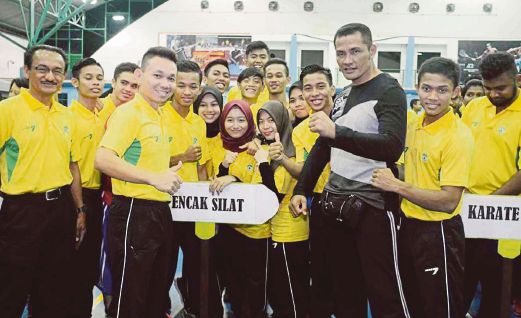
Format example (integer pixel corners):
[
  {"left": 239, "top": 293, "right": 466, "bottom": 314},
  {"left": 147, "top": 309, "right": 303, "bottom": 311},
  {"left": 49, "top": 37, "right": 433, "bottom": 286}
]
[{"left": 0, "top": 0, "right": 101, "bottom": 38}]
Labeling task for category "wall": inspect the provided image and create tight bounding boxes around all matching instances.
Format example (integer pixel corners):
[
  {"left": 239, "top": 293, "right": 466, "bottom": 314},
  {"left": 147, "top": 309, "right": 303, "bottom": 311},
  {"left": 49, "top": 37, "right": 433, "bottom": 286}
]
[
  {"left": 0, "top": 34, "right": 27, "bottom": 79},
  {"left": 91, "top": 0, "right": 521, "bottom": 87}
]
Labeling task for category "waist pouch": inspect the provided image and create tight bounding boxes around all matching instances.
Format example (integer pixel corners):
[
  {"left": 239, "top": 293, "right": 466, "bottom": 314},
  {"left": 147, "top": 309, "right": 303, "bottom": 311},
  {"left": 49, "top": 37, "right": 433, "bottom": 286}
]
[{"left": 319, "top": 191, "right": 366, "bottom": 229}]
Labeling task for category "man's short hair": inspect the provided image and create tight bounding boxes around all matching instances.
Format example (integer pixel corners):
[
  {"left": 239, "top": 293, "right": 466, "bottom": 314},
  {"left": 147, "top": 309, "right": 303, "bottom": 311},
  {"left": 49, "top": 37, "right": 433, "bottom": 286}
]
[
  {"left": 24, "top": 44, "right": 68, "bottom": 71},
  {"left": 204, "top": 59, "right": 229, "bottom": 77},
  {"left": 288, "top": 80, "right": 302, "bottom": 99},
  {"left": 264, "top": 58, "right": 289, "bottom": 77},
  {"left": 238, "top": 67, "right": 264, "bottom": 83},
  {"left": 461, "top": 79, "right": 484, "bottom": 97},
  {"left": 417, "top": 57, "right": 460, "bottom": 88},
  {"left": 479, "top": 52, "right": 518, "bottom": 80},
  {"left": 177, "top": 60, "right": 203, "bottom": 84},
  {"left": 246, "top": 41, "right": 270, "bottom": 56},
  {"left": 10, "top": 78, "right": 29, "bottom": 90},
  {"left": 334, "top": 23, "right": 373, "bottom": 49},
  {"left": 299, "top": 64, "right": 333, "bottom": 86},
  {"left": 409, "top": 98, "right": 419, "bottom": 108},
  {"left": 72, "top": 57, "right": 103, "bottom": 79},
  {"left": 141, "top": 46, "right": 177, "bottom": 70},
  {"left": 113, "top": 62, "right": 139, "bottom": 80}
]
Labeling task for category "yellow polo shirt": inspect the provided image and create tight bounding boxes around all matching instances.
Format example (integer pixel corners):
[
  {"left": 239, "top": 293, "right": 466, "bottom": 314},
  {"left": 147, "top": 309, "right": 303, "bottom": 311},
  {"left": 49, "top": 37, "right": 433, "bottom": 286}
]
[
  {"left": 227, "top": 85, "right": 269, "bottom": 107},
  {"left": 100, "top": 94, "right": 118, "bottom": 125},
  {"left": 100, "top": 93, "right": 172, "bottom": 202},
  {"left": 267, "top": 160, "right": 309, "bottom": 243},
  {"left": 401, "top": 110, "right": 474, "bottom": 221},
  {"left": 206, "top": 133, "right": 222, "bottom": 177},
  {"left": 163, "top": 103, "right": 209, "bottom": 182},
  {"left": 292, "top": 117, "right": 330, "bottom": 193},
  {"left": 462, "top": 92, "right": 521, "bottom": 195},
  {"left": 407, "top": 110, "right": 418, "bottom": 123},
  {"left": 71, "top": 100, "right": 114, "bottom": 189},
  {"left": 0, "top": 88, "right": 80, "bottom": 194},
  {"left": 213, "top": 142, "right": 270, "bottom": 239}
]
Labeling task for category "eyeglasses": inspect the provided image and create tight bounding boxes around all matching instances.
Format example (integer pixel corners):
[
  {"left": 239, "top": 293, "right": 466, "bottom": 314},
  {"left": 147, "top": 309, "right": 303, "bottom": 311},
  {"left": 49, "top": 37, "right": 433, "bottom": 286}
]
[{"left": 33, "top": 65, "right": 65, "bottom": 78}]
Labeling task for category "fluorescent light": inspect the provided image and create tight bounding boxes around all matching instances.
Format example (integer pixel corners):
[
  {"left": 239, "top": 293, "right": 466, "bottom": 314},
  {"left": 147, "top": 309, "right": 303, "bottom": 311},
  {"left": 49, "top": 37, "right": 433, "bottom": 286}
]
[{"left": 112, "top": 15, "right": 125, "bottom": 21}]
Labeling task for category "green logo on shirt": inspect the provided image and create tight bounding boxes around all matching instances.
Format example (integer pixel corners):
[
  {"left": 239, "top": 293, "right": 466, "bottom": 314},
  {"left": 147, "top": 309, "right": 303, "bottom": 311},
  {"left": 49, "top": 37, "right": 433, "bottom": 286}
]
[
  {"left": 169, "top": 136, "right": 173, "bottom": 143},
  {"left": 472, "top": 121, "right": 480, "bottom": 128},
  {"left": 63, "top": 126, "right": 69, "bottom": 134},
  {"left": 498, "top": 127, "right": 506, "bottom": 135},
  {"left": 84, "top": 133, "right": 93, "bottom": 140},
  {"left": 422, "top": 153, "right": 428, "bottom": 162},
  {"left": 404, "top": 146, "right": 409, "bottom": 153},
  {"left": 24, "top": 124, "right": 36, "bottom": 132},
  {"left": 304, "top": 149, "right": 309, "bottom": 160},
  {"left": 247, "top": 164, "right": 253, "bottom": 171}
]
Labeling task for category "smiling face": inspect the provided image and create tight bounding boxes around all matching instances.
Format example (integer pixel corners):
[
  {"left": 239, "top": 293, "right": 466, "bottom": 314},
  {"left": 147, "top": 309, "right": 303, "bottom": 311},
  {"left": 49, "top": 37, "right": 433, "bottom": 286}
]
[
  {"left": 205, "top": 64, "right": 230, "bottom": 93},
  {"left": 246, "top": 48, "right": 269, "bottom": 69},
  {"left": 112, "top": 71, "right": 139, "bottom": 104},
  {"left": 289, "top": 87, "right": 310, "bottom": 119},
  {"left": 73, "top": 64, "right": 104, "bottom": 99},
  {"left": 264, "top": 63, "right": 289, "bottom": 95},
  {"left": 173, "top": 71, "right": 201, "bottom": 108},
  {"left": 25, "top": 49, "right": 66, "bottom": 99},
  {"left": 462, "top": 85, "right": 485, "bottom": 105},
  {"left": 417, "top": 72, "right": 458, "bottom": 121},
  {"left": 197, "top": 93, "right": 221, "bottom": 124},
  {"left": 258, "top": 110, "right": 277, "bottom": 141},
  {"left": 224, "top": 106, "right": 248, "bottom": 138},
  {"left": 238, "top": 75, "right": 263, "bottom": 100},
  {"left": 136, "top": 56, "right": 177, "bottom": 106},
  {"left": 302, "top": 72, "right": 335, "bottom": 113},
  {"left": 335, "top": 32, "right": 376, "bottom": 85}
]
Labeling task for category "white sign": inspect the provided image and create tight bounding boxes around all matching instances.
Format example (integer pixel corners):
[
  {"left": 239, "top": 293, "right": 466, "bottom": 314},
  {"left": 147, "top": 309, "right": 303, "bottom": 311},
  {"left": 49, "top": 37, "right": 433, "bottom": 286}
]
[
  {"left": 170, "top": 182, "right": 279, "bottom": 224},
  {"left": 461, "top": 194, "right": 521, "bottom": 240}
]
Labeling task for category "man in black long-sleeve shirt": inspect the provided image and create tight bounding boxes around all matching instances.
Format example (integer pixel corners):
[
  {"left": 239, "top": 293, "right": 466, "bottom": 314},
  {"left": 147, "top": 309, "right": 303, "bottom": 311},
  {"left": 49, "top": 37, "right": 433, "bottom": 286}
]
[{"left": 290, "top": 23, "right": 410, "bottom": 318}]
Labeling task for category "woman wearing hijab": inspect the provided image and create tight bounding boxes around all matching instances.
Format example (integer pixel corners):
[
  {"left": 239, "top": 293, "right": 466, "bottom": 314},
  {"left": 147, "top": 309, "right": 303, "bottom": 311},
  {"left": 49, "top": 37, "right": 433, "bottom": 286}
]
[
  {"left": 193, "top": 86, "right": 224, "bottom": 177},
  {"left": 209, "top": 99, "right": 275, "bottom": 318},
  {"left": 287, "top": 81, "right": 310, "bottom": 128},
  {"left": 257, "top": 101, "right": 310, "bottom": 318}
]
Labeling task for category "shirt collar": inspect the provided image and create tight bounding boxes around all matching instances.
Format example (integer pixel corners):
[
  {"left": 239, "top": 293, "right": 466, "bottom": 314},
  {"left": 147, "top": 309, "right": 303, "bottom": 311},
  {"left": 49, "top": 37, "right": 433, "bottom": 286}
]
[
  {"left": 165, "top": 102, "right": 195, "bottom": 122},
  {"left": 21, "top": 88, "right": 63, "bottom": 112},
  {"left": 134, "top": 93, "right": 162, "bottom": 119},
  {"left": 70, "top": 100, "right": 99, "bottom": 118},
  {"left": 417, "top": 108, "right": 457, "bottom": 134}
]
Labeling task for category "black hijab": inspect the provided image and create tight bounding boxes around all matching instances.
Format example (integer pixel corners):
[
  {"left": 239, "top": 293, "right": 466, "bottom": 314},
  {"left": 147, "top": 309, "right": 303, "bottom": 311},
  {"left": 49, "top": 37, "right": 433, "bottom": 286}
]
[{"left": 193, "top": 86, "right": 223, "bottom": 138}]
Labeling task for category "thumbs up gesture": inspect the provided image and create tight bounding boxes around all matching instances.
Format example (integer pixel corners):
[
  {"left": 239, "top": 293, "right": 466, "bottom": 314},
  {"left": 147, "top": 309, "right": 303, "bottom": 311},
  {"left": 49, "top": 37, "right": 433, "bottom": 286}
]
[
  {"left": 268, "top": 132, "right": 285, "bottom": 162},
  {"left": 149, "top": 161, "right": 184, "bottom": 194}
]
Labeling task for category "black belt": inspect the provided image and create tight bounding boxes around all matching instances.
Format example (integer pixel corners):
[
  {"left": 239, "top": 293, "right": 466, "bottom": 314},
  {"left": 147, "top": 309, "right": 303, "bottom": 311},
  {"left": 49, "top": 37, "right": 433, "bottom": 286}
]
[
  {"left": 1, "top": 185, "right": 70, "bottom": 202},
  {"left": 113, "top": 195, "right": 169, "bottom": 207}
]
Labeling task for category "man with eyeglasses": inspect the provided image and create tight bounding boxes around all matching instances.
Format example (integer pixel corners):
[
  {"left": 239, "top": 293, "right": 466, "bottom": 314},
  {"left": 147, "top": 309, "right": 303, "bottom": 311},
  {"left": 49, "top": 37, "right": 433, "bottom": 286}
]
[{"left": 0, "top": 44, "right": 84, "bottom": 318}]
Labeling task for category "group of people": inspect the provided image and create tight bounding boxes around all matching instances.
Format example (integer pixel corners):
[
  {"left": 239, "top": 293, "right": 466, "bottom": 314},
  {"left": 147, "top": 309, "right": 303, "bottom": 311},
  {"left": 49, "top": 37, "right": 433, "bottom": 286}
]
[{"left": 0, "top": 22, "right": 520, "bottom": 318}]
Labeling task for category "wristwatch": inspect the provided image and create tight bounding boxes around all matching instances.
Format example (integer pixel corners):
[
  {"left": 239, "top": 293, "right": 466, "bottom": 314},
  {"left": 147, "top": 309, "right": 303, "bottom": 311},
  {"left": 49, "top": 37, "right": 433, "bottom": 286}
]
[{"left": 77, "top": 205, "right": 87, "bottom": 214}]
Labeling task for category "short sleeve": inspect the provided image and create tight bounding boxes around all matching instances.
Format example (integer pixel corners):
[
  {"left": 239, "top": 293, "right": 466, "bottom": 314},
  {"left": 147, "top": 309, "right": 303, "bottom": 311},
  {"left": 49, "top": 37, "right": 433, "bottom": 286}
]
[
  {"left": 292, "top": 128, "right": 306, "bottom": 164},
  {"left": 440, "top": 127, "right": 474, "bottom": 187},
  {"left": 0, "top": 102, "right": 12, "bottom": 153},
  {"left": 99, "top": 107, "right": 139, "bottom": 157}
]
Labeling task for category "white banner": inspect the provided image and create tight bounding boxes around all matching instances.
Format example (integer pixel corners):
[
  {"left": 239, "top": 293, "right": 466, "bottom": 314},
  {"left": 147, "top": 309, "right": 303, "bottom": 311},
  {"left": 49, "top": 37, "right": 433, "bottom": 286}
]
[
  {"left": 461, "top": 194, "right": 521, "bottom": 240},
  {"left": 170, "top": 182, "right": 279, "bottom": 224}
]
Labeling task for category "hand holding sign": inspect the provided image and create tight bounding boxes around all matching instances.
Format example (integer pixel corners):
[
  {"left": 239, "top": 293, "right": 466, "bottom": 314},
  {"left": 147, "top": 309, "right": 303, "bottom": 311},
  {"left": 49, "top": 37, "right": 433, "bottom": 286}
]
[
  {"left": 290, "top": 194, "right": 309, "bottom": 217},
  {"left": 209, "top": 175, "right": 237, "bottom": 195},
  {"left": 223, "top": 150, "right": 238, "bottom": 168},
  {"left": 184, "top": 144, "right": 202, "bottom": 162},
  {"left": 253, "top": 139, "right": 269, "bottom": 164},
  {"left": 269, "top": 133, "right": 285, "bottom": 162},
  {"left": 150, "top": 161, "right": 183, "bottom": 195}
]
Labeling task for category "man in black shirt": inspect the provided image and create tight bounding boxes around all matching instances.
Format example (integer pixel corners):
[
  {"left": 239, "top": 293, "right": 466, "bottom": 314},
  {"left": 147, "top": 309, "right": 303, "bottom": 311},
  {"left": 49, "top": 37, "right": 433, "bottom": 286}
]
[{"left": 290, "top": 23, "right": 409, "bottom": 318}]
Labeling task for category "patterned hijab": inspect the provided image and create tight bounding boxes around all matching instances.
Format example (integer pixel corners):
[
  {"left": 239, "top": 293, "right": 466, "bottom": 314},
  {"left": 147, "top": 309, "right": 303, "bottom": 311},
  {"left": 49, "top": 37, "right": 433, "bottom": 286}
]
[{"left": 257, "top": 101, "right": 296, "bottom": 171}]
